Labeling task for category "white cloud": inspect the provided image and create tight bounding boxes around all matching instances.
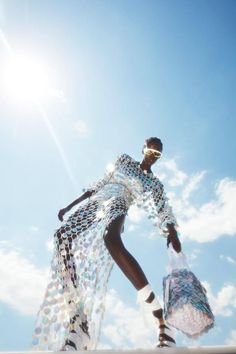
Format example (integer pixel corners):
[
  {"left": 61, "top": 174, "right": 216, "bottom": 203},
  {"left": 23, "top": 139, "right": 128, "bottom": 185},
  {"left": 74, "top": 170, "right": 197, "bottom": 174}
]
[
  {"left": 180, "top": 178, "right": 236, "bottom": 242},
  {"left": 225, "top": 329, "right": 236, "bottom": 345},
  {"left": 101, "top": 289, "right": 156, "bottom": 349},
  {"left": 0, "top": 245, "right": 48, "bottom": 316},
  {"left": 202, "top": 281, "right": 236, "bottom": 317},
  {"left": 74, "top": 120, "right": 90, "bottom": 137},
  {"left": 159, "top": 159, "right": 188, "bottom": 187},
  {"left": 155, "top": 159, "right": 236, "bottom": 243}
]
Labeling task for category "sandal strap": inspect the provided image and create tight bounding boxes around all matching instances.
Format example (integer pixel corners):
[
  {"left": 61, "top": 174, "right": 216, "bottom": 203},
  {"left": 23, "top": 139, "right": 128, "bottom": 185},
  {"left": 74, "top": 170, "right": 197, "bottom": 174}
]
[
  {"left": 158, "top": 324, "right": 176, "bottom": 348},
  {"left": 67, "top": 331, "right": 82, "bottom": 346},
  {"left": 63, "top": 339, "right": 77, "bottom": 351},
  {"left": 157, "top": 340, "right": 176, "bottom": 348},
  {"left": 159, "top": 324, "right": 175, "bottom": 340}
]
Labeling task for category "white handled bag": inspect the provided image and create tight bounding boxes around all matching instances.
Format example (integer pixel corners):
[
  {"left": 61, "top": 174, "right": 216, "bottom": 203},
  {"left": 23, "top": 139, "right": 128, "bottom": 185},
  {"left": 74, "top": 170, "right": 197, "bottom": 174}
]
[{"left": 163, "top": 244, "right": 215, "bottom": 338}]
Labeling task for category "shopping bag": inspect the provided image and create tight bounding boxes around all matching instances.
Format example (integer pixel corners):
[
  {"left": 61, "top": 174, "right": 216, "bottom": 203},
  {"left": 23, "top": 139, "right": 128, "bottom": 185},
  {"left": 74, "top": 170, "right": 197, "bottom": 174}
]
[{"left": 163, "top": 244, "right": 215, "bottom": 338}]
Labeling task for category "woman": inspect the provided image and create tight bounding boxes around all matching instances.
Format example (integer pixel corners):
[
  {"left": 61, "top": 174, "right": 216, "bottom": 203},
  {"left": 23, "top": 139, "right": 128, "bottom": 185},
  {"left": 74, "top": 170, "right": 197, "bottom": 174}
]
[{"left": 32, "top": 137, "right": 181, "bottom": 350}]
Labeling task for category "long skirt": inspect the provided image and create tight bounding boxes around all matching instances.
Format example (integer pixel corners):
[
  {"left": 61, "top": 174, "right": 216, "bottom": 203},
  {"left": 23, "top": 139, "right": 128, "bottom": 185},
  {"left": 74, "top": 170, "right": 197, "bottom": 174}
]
[{"left": 32, "top": 195, "right": 128, "bottom": 350}]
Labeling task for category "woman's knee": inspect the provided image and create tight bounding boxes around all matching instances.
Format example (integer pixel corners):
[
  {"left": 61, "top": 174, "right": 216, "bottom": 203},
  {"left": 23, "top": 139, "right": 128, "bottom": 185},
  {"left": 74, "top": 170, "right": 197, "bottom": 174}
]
[
  {"left": 104, "top": 215, "right": 125, "bottom": 251},
  {"left": 104, "top": 229, "right": 119, "bottom": 250}
]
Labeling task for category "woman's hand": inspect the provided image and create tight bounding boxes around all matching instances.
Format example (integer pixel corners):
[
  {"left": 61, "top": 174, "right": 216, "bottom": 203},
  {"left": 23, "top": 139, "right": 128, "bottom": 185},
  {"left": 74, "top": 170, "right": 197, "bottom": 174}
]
[
  {"left": 57, "top": 191, "right": 93, "bottom": 222},
  {"left": 58, "top": 207, "right": 68, "bottom": 222},
  {"left": 166, "top": 224, "right": 182, "bottom": 253}
]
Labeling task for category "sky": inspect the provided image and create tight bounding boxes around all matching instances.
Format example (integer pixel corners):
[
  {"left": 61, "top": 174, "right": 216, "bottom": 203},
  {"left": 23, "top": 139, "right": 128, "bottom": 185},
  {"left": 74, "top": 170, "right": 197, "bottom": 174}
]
[{"left": 0, "top": 0, "right": 236, "bottom": 350}]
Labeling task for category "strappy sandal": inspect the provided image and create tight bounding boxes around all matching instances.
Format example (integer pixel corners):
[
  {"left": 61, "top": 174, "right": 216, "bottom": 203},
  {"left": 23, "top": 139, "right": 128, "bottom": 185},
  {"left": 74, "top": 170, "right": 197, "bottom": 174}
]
[
  {"left": 157, "top": 324, "right": 176, "bottom": 348},
  {"left": 61, "top": 327, "right": 90, "bottom": 351},
  {"left": 61, "top": 315, "right": 90, "bottom": 351}
]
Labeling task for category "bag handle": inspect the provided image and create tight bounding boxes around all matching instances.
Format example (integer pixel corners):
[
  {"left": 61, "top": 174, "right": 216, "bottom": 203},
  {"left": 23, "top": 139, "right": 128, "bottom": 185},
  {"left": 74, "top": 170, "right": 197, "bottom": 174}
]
[{"left": 167, "top": 243, "right": 189, "bottom": 272}]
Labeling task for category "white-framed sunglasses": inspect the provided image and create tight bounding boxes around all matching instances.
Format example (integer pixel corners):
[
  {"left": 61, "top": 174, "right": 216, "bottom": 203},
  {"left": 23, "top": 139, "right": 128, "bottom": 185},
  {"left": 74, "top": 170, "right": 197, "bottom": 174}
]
[{"left": 143, "top": 147, "right": 162, "bottom": 158}]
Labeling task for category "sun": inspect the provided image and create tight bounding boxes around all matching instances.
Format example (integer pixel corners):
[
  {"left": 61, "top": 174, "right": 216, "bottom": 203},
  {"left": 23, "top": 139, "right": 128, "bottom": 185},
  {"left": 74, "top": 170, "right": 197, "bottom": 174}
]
[{"left": 3, "top": 53, "right": 51, "bottom": 103}]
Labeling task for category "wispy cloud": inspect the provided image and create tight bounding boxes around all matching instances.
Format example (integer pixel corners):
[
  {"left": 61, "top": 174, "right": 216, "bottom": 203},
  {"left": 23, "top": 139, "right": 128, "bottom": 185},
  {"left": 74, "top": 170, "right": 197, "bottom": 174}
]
[
  {"left": 159, "top": 159, "right": 188, "bottom": 187},
  {"left": 220, "top": 254, "right": 236, "bottom": 265},
  {"left": 182, "top": 171, "right": 206, "bottom": 202},
  {"left": 188, "top": 249, "right": 201, "bottom": 265}
]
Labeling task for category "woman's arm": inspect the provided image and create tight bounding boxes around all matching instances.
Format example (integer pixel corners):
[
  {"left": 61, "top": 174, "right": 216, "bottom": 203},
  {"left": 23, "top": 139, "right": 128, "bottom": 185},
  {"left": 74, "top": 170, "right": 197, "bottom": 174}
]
[
  {"left": 150, "top": 180, "right": 182, "bottom": 253},
  {"left": 58, "top": 190, "right": 94, "bottom": 221},
  {"left": 58, "top": 155, "right": 119, "bottom": 222},
  {"left": 166, "top": 223, "right": 182, "bottom": 253}
]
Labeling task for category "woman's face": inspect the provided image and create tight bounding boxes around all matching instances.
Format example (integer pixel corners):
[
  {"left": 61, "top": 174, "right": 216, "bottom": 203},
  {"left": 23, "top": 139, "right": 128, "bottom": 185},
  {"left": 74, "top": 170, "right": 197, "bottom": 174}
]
[{"left": 143, "top": 141, "right": 162, "bottom": 165}]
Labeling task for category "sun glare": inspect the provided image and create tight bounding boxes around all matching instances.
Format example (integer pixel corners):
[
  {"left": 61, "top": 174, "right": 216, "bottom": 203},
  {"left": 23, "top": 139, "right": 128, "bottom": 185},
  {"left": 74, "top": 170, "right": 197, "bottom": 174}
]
[{"left": 4, "top": 54, "right": 51, "bottom": 102}]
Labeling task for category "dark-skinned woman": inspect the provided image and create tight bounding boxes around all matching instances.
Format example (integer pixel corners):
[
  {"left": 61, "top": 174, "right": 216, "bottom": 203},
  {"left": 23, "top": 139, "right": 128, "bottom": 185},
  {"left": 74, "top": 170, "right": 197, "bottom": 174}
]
[{"left": 32, "top": 137, "right": 181, "bottom": 350}]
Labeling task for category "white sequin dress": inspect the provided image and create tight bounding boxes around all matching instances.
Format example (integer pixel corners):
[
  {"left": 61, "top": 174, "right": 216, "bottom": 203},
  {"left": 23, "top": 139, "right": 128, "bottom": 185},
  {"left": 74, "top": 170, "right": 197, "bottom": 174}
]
[{"left": 32, "top": 153, "right": 177, "bottom": 350}]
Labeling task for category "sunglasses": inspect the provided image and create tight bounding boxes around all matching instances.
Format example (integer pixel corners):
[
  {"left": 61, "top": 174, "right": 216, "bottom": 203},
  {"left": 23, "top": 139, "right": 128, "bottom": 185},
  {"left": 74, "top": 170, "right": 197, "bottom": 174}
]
[{"left": 143, "top": 147, "right": 162, "bottom": 158}]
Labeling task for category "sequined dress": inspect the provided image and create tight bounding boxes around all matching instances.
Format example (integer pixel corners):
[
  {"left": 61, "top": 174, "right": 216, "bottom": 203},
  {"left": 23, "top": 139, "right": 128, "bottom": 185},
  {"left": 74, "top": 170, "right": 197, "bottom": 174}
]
[{"left": 32, "top": 153, "right": 177, "bottom": 350}]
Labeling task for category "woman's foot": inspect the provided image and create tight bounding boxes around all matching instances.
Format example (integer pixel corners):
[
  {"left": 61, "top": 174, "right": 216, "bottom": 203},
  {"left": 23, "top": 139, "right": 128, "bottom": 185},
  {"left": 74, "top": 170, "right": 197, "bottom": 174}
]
[
  {"left": 157, "top": 324, "right": 176, "bottom": 348},
  {"left": 61, "top": 327, "right": 90, "bottom": 351},
  {"left": 61, "top": 315, "right": 90, "bottom": 351}
]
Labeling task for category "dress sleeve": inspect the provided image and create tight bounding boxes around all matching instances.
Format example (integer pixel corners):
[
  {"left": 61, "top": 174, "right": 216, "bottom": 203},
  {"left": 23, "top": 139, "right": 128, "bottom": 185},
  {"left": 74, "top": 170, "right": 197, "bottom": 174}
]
[
  {"left": 83, "top": 154, "right": 125, "bottom": 195},
  {"left": 149, "top": 180, "right": 178, "bottom": 237},
  {"left": 83, "top": 169, "right": 114, "bottom": 196}
]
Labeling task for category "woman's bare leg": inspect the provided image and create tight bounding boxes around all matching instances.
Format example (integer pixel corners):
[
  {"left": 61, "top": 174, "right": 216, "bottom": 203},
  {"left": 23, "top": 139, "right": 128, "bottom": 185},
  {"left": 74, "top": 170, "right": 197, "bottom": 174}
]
[
  {"left": 104, "top": 215, "right": 148, "bottom": 290},
  {"left": 104, "top": 215, "right": 163, "bottom": 318},
  {"left": 104, "top": 215, "right": 176, "bottom": 347}
]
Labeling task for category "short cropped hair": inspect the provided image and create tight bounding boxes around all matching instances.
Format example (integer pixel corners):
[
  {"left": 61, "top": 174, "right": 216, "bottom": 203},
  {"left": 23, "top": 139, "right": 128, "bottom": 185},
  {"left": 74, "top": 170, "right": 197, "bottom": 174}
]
[{"left": 145, "top": 137, "right": 163, "bottom": 150}]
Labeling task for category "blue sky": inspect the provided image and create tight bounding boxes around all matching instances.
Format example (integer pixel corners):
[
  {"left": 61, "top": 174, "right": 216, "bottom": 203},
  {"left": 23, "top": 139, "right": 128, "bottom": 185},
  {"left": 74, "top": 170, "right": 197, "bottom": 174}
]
[{"left": 0, "top": 0, "right": 236, "bottom": 350}]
